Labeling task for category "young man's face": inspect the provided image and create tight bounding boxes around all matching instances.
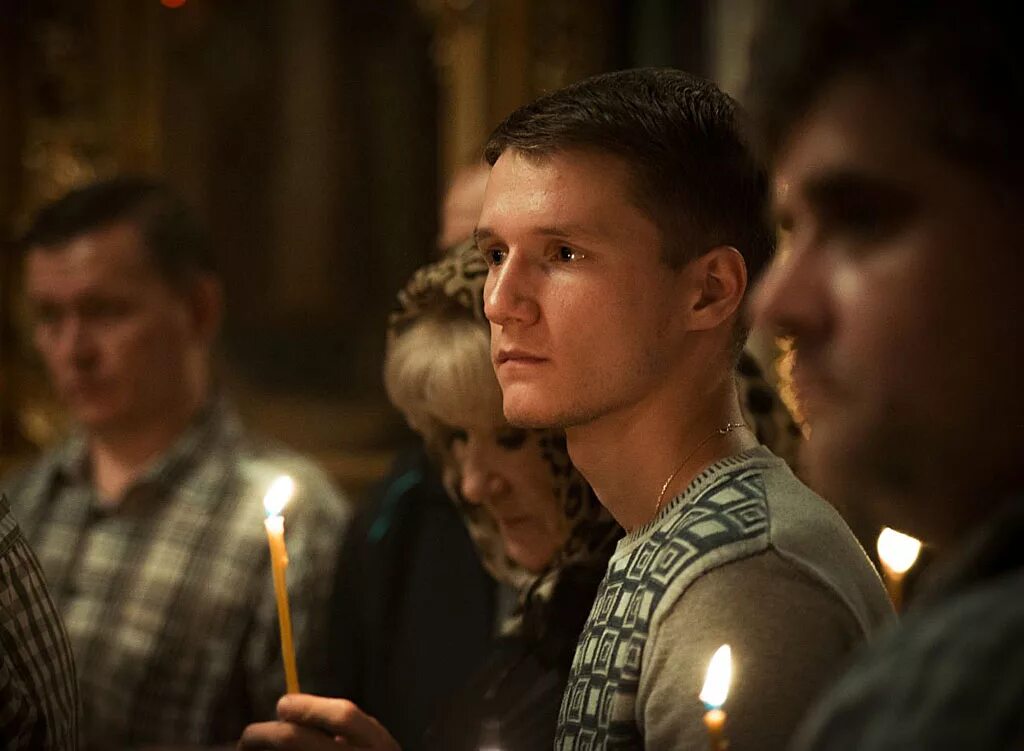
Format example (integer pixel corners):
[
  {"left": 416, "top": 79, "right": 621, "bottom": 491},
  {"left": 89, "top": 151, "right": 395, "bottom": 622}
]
[
  {"left": 753, "top": 76, "right": 1024, "bottom": 542},
  {"left": 24, "top": 221, "right": 205, "bottom": 436},
  {"left": 478, "top": 149, "right": 691, "bottom": 430}
]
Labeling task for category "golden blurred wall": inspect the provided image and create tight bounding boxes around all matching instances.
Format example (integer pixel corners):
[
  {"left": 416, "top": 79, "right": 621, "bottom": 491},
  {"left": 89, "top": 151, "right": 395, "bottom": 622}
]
[{"left": 0, "top": 0, "right": 757, "bottom": 497}]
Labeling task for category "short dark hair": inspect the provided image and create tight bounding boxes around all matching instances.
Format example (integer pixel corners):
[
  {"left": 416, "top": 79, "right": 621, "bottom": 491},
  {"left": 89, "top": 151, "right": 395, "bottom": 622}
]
[
  {"left": 21, "top": 176, "right": 215, "bottom": 287},
  {"left": 484, "top": 68, "right": 774, "bottom": 284},
  {"left": 746, "top": 0, "right": 1024, "bottom": 196}
]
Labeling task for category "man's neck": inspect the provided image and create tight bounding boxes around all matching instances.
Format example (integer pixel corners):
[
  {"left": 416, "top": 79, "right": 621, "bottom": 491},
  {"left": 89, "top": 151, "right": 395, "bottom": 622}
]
[
  {"left": 566, "top": 374, "right": 756, "bottom": 532},
  {"left": 88, "top": 394, "right": 207, "bottom": 505}
]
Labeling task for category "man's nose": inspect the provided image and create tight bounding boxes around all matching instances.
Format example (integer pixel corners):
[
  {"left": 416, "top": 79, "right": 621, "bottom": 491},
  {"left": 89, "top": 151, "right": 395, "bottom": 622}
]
[
  {"left": 750, "top": 238, "right": 832, "bottom": 342},
  {"left": 484, "top": 256, "right": 540, "bottom": 328},
  {"left": 60, "top": 316, "right": 99, "bottom": 369}
]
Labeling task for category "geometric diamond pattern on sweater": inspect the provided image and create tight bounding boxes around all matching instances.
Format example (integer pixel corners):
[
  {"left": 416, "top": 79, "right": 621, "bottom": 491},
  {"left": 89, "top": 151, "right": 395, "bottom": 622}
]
[{"left": 555, "top": 458, "right": 770, "bottom": 750}]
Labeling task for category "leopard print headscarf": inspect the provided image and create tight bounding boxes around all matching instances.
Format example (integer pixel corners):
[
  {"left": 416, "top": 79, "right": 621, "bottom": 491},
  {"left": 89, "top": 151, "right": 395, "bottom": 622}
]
[
  {"left": 388, "top": 241, "right": 802, "bottom": 633},
  {"left": 388, "top": 243, "right": 606, "bottom": 607}
]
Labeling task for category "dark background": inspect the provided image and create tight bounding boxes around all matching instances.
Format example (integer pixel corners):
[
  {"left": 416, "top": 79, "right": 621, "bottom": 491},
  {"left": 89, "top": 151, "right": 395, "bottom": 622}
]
[{"left": 0, "top": 0, "right": 766, "bottom": 497}]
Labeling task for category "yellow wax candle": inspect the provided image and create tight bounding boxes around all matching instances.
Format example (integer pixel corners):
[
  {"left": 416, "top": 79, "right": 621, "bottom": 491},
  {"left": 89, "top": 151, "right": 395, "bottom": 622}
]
[
  {"left": 700, "top": 644, "right": 732, "bottom": 751},
  {"left": 703, "top": 708, "right": 728, "bottom": 751},
  {"left": 264, "top": 476, "right": 300, "bottom": 694}
]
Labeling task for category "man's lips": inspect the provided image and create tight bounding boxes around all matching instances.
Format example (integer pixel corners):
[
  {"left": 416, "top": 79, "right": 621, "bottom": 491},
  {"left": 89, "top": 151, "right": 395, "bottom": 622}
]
[
  {"left": 494, "top": 514, "right": 534, "bottom": 531},
  {"left": 62, "top": 379, "right": 107, "bottom": 398},
  {"left": 494, "top": 349, "right": 547, "bottom": 366}
]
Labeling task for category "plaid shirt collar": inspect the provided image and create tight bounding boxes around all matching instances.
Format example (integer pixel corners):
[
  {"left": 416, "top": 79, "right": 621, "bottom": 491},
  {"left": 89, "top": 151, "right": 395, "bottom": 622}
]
[{"left": 45, "top": 396, "right": 242, "bottom": 511}]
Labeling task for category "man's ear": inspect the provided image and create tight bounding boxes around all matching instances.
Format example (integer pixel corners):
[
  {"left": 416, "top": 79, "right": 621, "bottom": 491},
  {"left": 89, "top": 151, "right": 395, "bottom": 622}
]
[
  {"left": 687, "top": 245, "right": 747, "bottom": 332},
  {"left": 187, "top": 273, "right": 224, "bottom": 345}
]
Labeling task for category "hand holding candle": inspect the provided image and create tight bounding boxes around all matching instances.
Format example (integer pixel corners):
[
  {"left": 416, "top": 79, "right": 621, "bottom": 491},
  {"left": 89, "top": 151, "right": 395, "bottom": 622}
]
[
  {"left": 700, "top": 644, "right": 732, "bottom": 751},
  {"left": 264, "top": 475, "right": 300, "bottom": 694},
  {"left": 876, "top": 526, "right": 922, "bottom": 611}
]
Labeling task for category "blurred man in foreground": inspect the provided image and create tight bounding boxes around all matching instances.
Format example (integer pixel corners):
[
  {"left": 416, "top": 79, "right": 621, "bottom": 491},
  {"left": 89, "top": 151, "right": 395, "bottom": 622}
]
[{"left": 747, "top": 1, "right": 1024, "bottom": 747}]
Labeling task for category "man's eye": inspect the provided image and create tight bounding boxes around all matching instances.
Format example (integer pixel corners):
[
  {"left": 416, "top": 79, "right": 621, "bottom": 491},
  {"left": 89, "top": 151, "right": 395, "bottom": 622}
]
[
  {"left": 496, "top": 428, "right": 528, "bottom": 450},
  {"left": 445, "top": 428, "right": 469, "bottom": 447},
  {"left": 820, "top": 194, "right": 914, "bottom": 249},
  {"left": 484, "top": 248, "right": 507, "bottom": 266},
  {"left": 555, "top": 245, "right": 583, "bottom": 263},
  {"left": 81, "top": 299, "right": 132, "bottom": 321},
  {"left": 834, "top": 208, "right": 884, "bottom": 237},
  {"left": 33, "top": 306, "right": 61, "bottom": 325}
]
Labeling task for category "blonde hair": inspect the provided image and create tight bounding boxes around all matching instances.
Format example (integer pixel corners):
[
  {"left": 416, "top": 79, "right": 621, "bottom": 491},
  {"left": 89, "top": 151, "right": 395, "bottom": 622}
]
[{"left": 384, "top": 314, "right": 503, "bottom": 447}]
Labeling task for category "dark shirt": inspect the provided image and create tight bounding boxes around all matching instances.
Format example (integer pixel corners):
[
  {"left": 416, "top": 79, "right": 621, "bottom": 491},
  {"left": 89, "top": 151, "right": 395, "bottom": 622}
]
[
  {"left": 795, "top": 495, "right": 1024, "bottom": 751},
  {"left": 0, "top": 493, "right": 79, "bottom": 750},
  {"left": 326, "top": 447, "right": 496, "bottom": 751},
  {"left": 426, "top": 561, "right": 607, "bottom": 751}
]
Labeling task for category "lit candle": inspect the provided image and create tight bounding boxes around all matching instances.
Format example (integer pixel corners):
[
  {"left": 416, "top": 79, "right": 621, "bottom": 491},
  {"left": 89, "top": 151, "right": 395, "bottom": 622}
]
[
  {"left": 264, "top": 475, "right": 300, "bottom": 694},
  {"left": 876, "top": 526, "right": 922, "bottom": 611},
  {"left": 700, "top": 644, "right": 732, "bottom": 751}
]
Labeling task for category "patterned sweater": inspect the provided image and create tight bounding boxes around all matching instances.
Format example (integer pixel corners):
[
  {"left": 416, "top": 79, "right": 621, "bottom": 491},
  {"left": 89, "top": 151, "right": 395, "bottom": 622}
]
[{"left": 555, "top": 447, "right": 893, "bottom": 751}]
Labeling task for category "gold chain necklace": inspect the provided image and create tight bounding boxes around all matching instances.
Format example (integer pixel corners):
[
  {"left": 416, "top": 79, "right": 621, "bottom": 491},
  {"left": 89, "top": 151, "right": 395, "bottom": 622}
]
[{"left": 654, "top": 422, "right": 749, "bottom": 516}]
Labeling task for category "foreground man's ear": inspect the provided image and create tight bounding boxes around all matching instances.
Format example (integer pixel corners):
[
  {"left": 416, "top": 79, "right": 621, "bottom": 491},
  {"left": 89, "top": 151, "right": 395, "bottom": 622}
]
[{"left": 686, "top": 245, "right": 747, "bottom": 332}]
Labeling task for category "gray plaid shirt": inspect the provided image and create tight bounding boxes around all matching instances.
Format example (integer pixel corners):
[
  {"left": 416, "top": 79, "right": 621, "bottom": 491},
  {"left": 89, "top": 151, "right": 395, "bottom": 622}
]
[
  {"left": 1, "top": 401, "right": 350, "bottom": 750},
  {"left": 0, "top": 493, "right": 79, "bottom": 750}
]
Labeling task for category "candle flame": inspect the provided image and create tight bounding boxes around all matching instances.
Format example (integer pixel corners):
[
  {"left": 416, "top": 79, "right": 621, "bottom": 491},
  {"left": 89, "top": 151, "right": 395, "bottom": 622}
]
[
  {"left": 263, "top": 475, "right": 295, "bottom": 517},
  {"left": 699, "top": 644, "right": 732, "bottom": 709},
  {"left": 876, "top": 527, "right": 922, "bottom": 574}
]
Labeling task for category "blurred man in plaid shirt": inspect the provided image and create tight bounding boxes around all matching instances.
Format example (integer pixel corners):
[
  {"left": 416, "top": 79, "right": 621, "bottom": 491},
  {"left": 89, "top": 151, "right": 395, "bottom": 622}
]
[{"left": 2, "top": 177, "right": 350, "bottom": 750}]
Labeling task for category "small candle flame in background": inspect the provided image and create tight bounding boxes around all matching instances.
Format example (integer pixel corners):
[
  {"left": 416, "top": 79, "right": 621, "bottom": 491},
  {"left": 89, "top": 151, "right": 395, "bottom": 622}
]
[
  {"left": 876, "top": 526, "right": 922, "bottom": 611},
  {"left": 700, "top": 644, "right": 732, "bottom": 709},
  {"left": 876, "top": 527, "right": 922, "bottom": 575},
  {"left": 264, "top": 475, "right": 295, "bottom": 517}
]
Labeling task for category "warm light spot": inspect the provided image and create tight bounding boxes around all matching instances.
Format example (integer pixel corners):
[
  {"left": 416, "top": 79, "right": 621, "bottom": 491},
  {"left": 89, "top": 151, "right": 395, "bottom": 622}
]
[
  {"left": 263, "top": 475, "right": 295, "bottom": 517},
  {"left": 877, "top": 527, "right": 922, "bottom": 574},
  {"left": 700, "top": 644, "right": 732, "bottom": 709},
  {"left": 161, "top": 0, "right": 187, "bottom": 8}
]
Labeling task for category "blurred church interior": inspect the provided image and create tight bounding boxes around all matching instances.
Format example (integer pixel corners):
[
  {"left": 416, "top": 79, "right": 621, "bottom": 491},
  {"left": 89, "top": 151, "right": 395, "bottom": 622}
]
[{"left": 0, "top": 0, "right": 771, "bottom": 500}]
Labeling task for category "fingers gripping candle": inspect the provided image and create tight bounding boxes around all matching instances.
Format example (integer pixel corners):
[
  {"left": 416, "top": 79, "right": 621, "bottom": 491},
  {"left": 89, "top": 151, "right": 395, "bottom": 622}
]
[{"left": 264, "top": 475, "right": 300, "bottom": 694}]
